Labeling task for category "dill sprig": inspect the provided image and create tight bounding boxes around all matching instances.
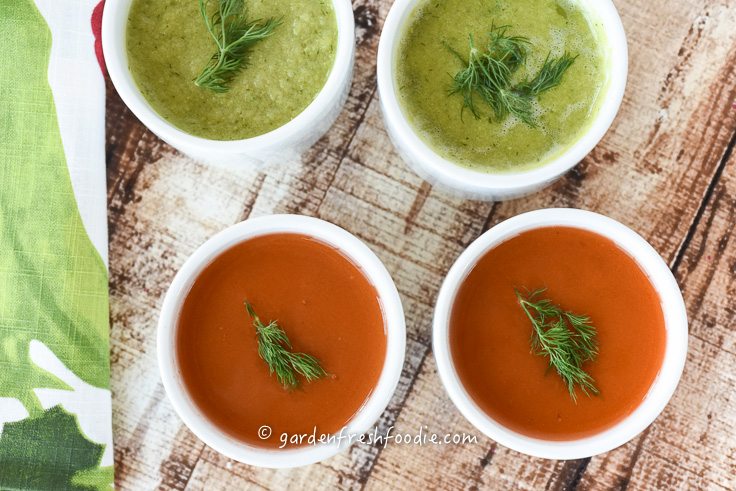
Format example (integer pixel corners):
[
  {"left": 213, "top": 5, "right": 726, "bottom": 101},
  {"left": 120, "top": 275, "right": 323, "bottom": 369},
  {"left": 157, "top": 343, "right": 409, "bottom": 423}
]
[
  {"left": 515, "top": 288, "right": 599, "bottom": 402},
  {"left": 244, "top": 300, "right": 329, "bottom": 392},
  {"left": 444, "top": 22, "right": 578, "bottom": 126},
  {"left": 516, "top": 52, "right": 578, "bottom": 97},
  {"left": 195, "top": 0, "right": 281, "bottom": 93}
]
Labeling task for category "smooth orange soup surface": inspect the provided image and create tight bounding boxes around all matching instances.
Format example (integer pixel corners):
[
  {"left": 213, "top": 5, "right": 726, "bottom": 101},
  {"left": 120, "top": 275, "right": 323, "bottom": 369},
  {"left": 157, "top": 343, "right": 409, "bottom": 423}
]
[
  {"left": 176, "top": 233, "right": 387, "bottom": 448},
  {"left": 450, "top": 227, "right": 666, "bottom": 440}
]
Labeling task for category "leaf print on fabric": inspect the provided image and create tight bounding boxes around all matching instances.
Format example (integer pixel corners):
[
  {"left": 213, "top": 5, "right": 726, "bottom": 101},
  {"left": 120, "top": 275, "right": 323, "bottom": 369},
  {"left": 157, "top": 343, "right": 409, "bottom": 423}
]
[
  {"left": 33, "top": 0, "right": 109, "bottom": 266},
  {"left": 0, "top": 406, "right": 111, "bottom": 491},
  {"left": 0, "top": 0, "right": 114, "bottom": 487},
  {"left": 30, "top": 340, "right": 113, "bottom": 467},
  {"left": 0, "top": 398, "right": 29, "bottom": 439},
  {"left": 0, "top": 0, "right": 111, "bottom": 416}
]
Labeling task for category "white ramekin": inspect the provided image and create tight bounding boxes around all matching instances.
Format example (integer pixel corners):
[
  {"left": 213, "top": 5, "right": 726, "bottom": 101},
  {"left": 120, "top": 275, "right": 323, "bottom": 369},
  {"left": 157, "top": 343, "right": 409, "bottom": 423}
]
[
  {"left": 102, "top": 0, "right": 355, "bottom": 168},
  {"left": 157, "top": 215, "right": 406, "bottom": 468},
  {"left": 376, "top": 0, "right": 628, "bottom": 201},
  {"left": 433, "top": 208, "right": 688, "bottom": 459}
]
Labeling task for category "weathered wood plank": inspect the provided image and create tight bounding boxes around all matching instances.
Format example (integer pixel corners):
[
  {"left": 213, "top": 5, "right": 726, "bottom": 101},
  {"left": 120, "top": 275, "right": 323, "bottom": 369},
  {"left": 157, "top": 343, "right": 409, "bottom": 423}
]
[{"left": 105, "top": 0, "right": 736, "bottom": 488}]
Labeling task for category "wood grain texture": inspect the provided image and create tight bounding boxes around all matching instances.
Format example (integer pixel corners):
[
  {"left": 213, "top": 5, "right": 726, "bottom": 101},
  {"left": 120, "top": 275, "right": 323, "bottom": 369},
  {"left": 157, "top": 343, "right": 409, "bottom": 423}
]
[{"left": 105, "top": 0, "right": 736, "bottom": 489}]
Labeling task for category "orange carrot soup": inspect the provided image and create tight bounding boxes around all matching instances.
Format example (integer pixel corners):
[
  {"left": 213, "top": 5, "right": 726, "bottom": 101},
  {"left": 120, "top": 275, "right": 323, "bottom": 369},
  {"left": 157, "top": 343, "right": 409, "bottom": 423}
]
[
  {"left": 450, "top": 226, "right": 667, "bottom": 440},
  {"left": 176, "top": 233, "right": 387, "bottom": 448}
]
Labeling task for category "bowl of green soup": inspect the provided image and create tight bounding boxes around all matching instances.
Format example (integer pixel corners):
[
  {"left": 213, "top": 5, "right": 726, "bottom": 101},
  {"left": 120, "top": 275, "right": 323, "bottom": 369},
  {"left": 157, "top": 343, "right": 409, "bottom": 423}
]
[
  {"left": 377, "top": 0, "right": 627, "bottom": 201},
  {"left": 103, "top": 0, "right": 354, "bottom": 167}
]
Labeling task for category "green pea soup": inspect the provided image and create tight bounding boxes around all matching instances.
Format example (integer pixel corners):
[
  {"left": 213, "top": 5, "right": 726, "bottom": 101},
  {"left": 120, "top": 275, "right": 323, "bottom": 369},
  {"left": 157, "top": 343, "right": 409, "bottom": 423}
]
[
  {"left": 126, "top": 0, "right": 338, "bottom": 141},
  {"left": 395, "top": 0, "right": 610, "bottom": 173}
]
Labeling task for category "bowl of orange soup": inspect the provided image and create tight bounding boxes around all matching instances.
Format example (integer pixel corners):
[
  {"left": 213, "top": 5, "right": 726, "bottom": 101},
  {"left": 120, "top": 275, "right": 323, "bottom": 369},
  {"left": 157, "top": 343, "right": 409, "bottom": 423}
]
[
  {"left": 158, "top": 215, "right": 406, "bottom": 467},
  {"left": 433, "top": 208, "right": 688, "bottom": 459}
]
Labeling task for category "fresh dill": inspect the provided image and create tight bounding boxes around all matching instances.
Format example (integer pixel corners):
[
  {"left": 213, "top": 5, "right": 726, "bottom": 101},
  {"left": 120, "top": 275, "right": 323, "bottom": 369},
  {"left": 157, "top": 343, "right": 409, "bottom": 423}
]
[
  {"left": 515, "top": 288, "right": 599, "bottom": 402},
  {"left": 444, "top": 22, "right": 578, "bottom": 126},
  {"left": 244, "top": 300, "right": 329, "bottom": 392},
  {"left": 195, "top": 0, "right": 281, "bottom": 93}
]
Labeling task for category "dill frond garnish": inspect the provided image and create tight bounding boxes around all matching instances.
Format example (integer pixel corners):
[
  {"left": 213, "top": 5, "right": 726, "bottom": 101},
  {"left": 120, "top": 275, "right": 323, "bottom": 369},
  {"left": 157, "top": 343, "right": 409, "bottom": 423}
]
[
  {"left": 195, "top": 0, "right": 281, "bottom": 93},
  {"left": 244, "top": 300, "right": 329, "bottom": 392},
  {"left": 444, "top": 22, "right": 578, "bottom": 126},
  {"left": 516, "top": 287, "right": 599, "bottom": 402}
]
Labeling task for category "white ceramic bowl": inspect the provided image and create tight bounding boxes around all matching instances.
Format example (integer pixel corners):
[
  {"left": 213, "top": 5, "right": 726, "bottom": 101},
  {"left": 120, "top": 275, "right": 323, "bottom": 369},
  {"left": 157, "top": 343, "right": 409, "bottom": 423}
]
[
  {"left": 102, "top": 0, "right": 355, "bottom": 168},
  {"left": 433, "top": 208, "right": 688, "bottom": 459},
  {"left": 158, "top": 215, "right": 406, "bottom": 468},
  {"left": 377, "top": 0, "right": 628, "bottom": 201}
]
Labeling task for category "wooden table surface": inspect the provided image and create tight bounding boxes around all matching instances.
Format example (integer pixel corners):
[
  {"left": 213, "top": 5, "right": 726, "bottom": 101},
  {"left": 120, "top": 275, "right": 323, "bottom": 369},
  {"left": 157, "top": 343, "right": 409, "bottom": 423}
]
[{"left": 105, "top": 0, "right": 736, "bottom": 488}]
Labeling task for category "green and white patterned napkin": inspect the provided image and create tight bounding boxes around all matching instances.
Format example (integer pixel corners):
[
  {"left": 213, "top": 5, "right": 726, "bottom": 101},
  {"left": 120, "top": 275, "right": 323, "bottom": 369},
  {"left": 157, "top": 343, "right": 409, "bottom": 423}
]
[{"left": 0, "top": 0, "right": 114, "bottom": 488}]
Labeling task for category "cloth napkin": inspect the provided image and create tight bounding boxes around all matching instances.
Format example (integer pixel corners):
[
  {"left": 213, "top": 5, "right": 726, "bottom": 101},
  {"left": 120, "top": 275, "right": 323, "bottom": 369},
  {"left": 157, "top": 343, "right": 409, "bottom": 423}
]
[{"left": 0, "top": 0, "right": 114, "bottom": 489}]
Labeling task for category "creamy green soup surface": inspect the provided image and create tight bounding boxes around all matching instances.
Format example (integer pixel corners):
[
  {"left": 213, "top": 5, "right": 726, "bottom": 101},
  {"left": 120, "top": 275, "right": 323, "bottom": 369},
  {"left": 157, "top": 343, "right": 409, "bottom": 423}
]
[
  {"left": 126, "top": 0, "right": 337, "bottom": 140},
  {"left": 395, "top": 0, "right": 610, "bottom": 173}
]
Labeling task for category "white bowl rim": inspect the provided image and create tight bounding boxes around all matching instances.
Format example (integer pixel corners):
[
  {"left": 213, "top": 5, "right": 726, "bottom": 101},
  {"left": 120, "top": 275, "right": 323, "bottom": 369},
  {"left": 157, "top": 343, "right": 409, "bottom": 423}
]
[
  {"left": 102, "top": 0, "right": 355, "bottom": 152},
  {"left": 157, "top": 215, "right": 406, "bottom": 468},
  {"left": 376, "top": 0, "right": 629, "bottom": 195},
  {"left": 433, "top": 208, "right": 688, "bottom": 460}
]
